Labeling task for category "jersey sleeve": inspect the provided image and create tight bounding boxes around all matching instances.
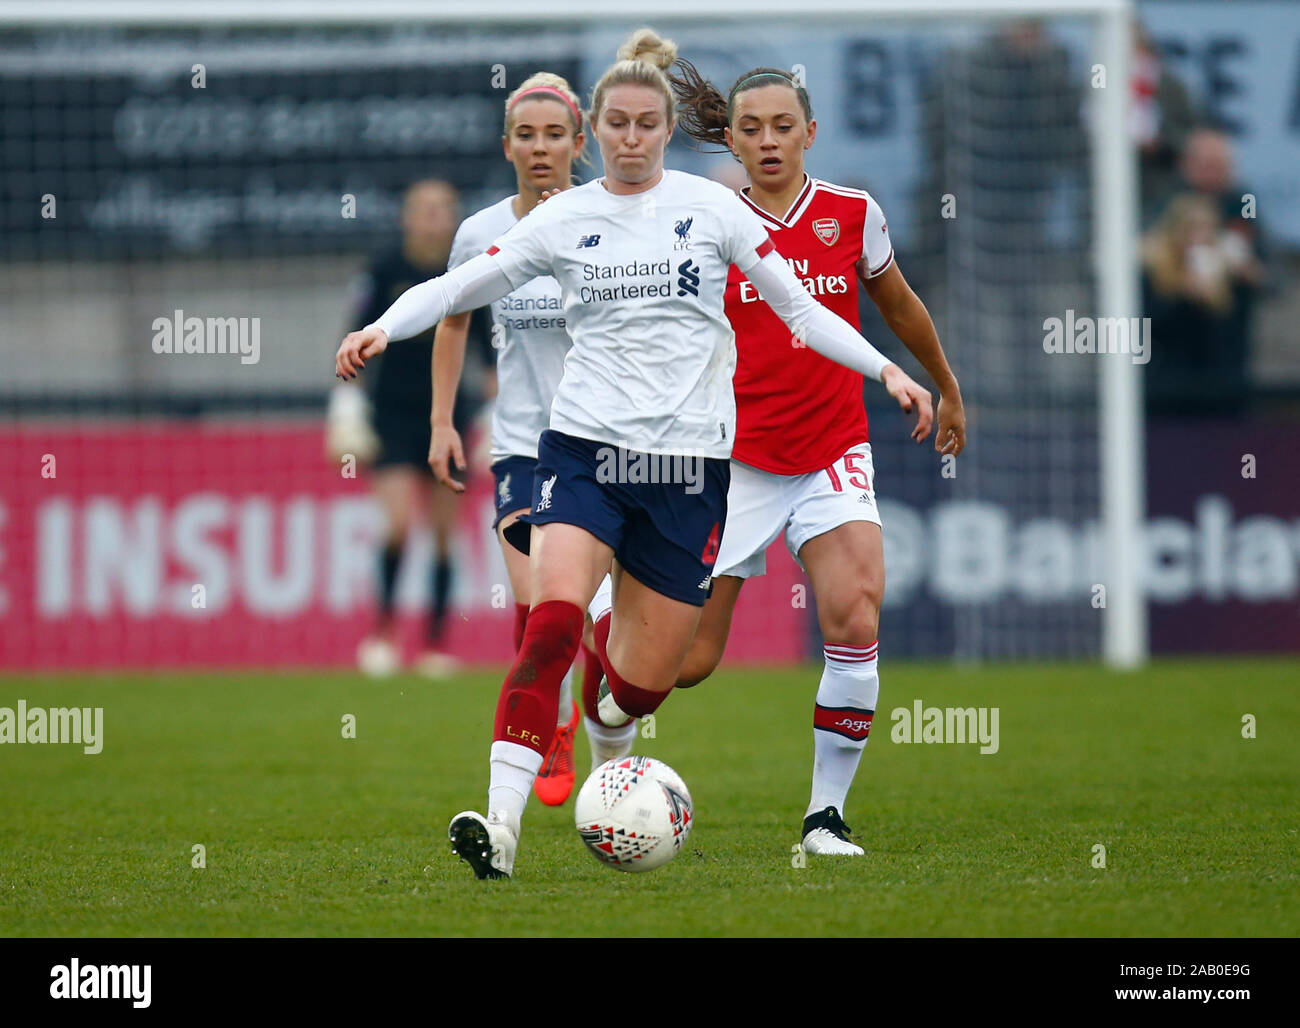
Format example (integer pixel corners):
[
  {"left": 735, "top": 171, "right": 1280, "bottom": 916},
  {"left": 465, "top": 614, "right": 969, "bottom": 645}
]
[
  {"left": 448, "top": 211, "right": 497, "bottom": 342},
  {"left": 861, "top": 194, "right": 894, "bottom": 278},
  {"left": 485, "top": 205, "right": 558, "bottom": 287},
  {"left": 371, "top": 253, "right": 515, "bottom": 341},
  {"left": 722, "top": 192, "right": 776, "bottom": 273},
  {"left": 744, "top": 251, "right": 893, "bottom": 381},
  {"left": 447, "top": 218, "right": 476, "bottom": 272}
]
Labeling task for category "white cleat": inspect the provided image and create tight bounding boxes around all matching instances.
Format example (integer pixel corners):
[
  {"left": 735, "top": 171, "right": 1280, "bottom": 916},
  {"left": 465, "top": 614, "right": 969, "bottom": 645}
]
[
  {"left": 412, "top": 649, "right": 461, "bottom": 679},
  {"left": 448, "top": 810, "right": 517, "bottom": 879},
  {"left": 801, "top": 806, "right": 865, "bottom": 856},
  {"left": 595, "top": 676, "right": 634, "bottom": 728}
]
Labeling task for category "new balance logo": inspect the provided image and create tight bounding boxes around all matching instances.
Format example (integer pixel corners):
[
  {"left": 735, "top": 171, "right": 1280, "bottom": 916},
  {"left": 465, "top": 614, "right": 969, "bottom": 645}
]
[
  {"left": 537, "top": 473, "right": 557, "bottom": 512},
  {"left": 676, "top": 259, "right": 700, "bottom": 297},
  {"left": 577, "top": 234, "right": 601, "bottom": 248}
]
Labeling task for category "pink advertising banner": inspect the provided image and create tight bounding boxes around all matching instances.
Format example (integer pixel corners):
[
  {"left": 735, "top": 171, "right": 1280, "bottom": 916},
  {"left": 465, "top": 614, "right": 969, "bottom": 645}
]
[{"left": 0, "top": 422, "right": 806, "bottom": 671}]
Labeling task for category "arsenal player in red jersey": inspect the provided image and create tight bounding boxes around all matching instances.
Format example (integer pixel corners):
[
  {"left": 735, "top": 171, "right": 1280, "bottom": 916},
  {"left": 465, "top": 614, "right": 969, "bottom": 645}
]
[{"left": 669, "top": 64, "right": 967, "bottom": 856}]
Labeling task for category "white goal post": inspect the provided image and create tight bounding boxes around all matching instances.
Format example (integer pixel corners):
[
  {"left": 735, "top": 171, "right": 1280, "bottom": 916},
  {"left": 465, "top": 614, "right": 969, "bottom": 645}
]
[{"left": 1, "top": 0, "right": 1147, "bottom": 669}]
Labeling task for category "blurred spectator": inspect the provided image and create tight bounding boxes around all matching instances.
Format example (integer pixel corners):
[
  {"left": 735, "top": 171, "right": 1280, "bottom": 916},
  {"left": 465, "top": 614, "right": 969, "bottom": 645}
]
[
  {"left": 1132, "top": 22, "right": 1197, "bottom": 228},
  {"left": 1150, "top": 130, "right": 1267, "bottom": 412},
  {"left": 917, "top": 20, "right": 1086, "bottom": 265},
  {"left": 1142, "top": 194, "right": 1252, "bottom": 415},
  {"left": 1176, "top": 130, "right": 1266, "bottom": 286},
  {"left": 913, "top": 20, "right": 1086, "bottom": 403}
]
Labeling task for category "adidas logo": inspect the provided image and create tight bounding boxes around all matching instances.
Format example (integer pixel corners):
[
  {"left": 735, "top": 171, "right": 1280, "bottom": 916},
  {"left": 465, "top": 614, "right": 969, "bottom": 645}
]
[
  {"left": 697, "top": 575, "right": 711, "bottom": 590},
  {"left": 858, "top": 493, "right": 872, "bottom": 503}
]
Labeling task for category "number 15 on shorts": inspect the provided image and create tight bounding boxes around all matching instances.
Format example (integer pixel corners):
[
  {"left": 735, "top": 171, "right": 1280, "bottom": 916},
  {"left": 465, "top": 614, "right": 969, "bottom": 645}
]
[{"left": 824, "top": 452, "right": 872, "bottom": 493}]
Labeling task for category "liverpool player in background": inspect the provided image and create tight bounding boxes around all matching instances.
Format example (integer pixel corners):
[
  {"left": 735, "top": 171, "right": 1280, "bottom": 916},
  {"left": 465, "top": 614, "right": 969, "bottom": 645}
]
[
  {"left": 656, "top": 64, "right": 967, "bottom": 855},
  {"left": 327, "top": 179, "right": 494, "bottom": 677}
]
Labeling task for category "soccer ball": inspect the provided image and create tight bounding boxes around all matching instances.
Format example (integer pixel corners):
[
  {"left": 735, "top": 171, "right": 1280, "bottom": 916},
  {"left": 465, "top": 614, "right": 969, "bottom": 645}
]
[{"left": 574, "top": 755, "right": 693, "bottom": 872}]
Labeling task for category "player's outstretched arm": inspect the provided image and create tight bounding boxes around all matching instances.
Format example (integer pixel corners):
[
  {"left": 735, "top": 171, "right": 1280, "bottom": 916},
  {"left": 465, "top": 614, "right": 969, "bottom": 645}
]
[
  {"left": 861, "top": 261, "right": 965, "bottom": 456},
  {"left": 745, "top": 250, "right": 934, "bottom": 441},
  {"left": 334, "top": 251, "right": 515, "bottom": 379},
  {"left": 429, "top": 313, "right": 472, "bottom": 493}
]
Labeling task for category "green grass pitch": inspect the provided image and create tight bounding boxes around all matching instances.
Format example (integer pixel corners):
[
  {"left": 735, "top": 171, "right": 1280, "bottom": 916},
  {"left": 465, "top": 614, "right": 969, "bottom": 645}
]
[{"left": 0, "top": 660, "right": 1296, "bottom": 937}]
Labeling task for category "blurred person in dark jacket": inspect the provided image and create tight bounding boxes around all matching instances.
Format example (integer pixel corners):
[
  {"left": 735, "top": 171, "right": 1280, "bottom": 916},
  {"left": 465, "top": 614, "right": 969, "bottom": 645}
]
[
  {"left": 327, "top": 179, "right": 495, "bottom": 677},
  {"left": 1171, "top": 130, "right": 1266, "bottom": 398},
  {"left": 912, "top": 19, "right": 1086, "bottom": 407},
  {"left": 1142, "top": 193, "right": 1257, "bottom": 416}
]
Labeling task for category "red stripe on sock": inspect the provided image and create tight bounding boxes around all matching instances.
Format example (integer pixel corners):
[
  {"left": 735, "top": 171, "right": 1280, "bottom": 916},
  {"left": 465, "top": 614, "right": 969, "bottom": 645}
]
[
  {"left": 607, "top": 672, "right": 670, "bottom": 719},
  {"left": 493, "top": 600, "right": 583, "bottom": 755},
  {"left": 580, "top": 640, "right": 604, "bottom": 721},
  {"left": 591, "top": 610, "right": 669, "bottom": 719},
  {"left": 824, "top": 642, "right": 878, "bottom": 662},
  {"left": 512, "top": 603, "right": 529, "bottom": 653},
  {"left": 813, "top": 705, "right": 873, "bottom": 741}
]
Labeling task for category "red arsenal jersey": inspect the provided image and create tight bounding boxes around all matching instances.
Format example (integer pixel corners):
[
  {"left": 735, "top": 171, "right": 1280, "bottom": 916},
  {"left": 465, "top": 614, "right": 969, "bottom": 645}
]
[{"left": 726, "top": 176, "right": 894, "bottom": 475}]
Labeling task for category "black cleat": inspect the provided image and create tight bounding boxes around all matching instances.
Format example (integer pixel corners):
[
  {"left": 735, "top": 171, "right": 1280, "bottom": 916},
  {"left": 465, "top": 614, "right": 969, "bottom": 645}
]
[
  {"left": 448, "top": 811, "right": 514, "bottom": 879},
  {"left": 801, "top": 806, "right": 865, "bottom": 856}
]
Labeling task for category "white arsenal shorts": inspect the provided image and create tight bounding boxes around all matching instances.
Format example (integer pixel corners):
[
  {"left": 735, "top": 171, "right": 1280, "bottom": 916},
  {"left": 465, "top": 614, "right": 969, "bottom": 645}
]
[{"left": 713, "top": 443, "right": 882, "bottom": 579}]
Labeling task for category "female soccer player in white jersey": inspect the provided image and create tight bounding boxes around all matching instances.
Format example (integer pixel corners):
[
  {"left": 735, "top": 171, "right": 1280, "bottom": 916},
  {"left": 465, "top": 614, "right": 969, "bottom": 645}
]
[
  {"left": 425, "top": 73, "right": 625, "bottom": 809},
  {"left": 335, "top": 29, "right": 932, "bottom": 880},
  {"left": 649, "top": 64, "right": 967, "bottom": 856}
]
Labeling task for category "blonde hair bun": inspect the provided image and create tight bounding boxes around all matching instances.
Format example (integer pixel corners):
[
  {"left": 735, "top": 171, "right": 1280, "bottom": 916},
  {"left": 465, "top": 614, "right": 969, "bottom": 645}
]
[{"left": 617, "top": 28, "right": 678, "bottom": 70}]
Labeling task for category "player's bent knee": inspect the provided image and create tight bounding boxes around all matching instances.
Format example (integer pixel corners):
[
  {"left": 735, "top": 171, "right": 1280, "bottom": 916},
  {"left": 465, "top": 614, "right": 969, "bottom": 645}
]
[
  {"left": 821, "top": 594, "right": 881, "bottom": 648},
  {"left": 675, "top": 641, "right": 723, "bottom": 689}
]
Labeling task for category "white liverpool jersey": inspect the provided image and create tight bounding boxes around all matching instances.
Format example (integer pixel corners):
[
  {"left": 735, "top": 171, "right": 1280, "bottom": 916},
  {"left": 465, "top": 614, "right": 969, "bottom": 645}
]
[
  {"left": 486, "top": 169, "right": 773, "bottom": 459},
  {"left": 449, "top": 196, "right": 570, "bottom": 461}
]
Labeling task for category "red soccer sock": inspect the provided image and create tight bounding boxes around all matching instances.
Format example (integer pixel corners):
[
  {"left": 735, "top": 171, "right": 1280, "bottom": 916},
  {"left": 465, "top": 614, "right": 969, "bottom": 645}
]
[
  {"left": 580, "top": 639, "right": 605, "bottom": 722},
  {"left": 591, "top": 610, "right": 671, "bottom": 720},
  {"left": 493, "top": 600, "right": 583, "bottom": 756},
  {"left": 512, "top": 602, "right": 529, "bottom": 652}
]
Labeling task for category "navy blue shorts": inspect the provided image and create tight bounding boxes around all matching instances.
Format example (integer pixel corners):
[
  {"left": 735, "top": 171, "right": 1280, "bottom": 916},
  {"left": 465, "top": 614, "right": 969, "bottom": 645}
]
[
  {"left": 503, "top": 430, "right": 730, "bottom": 607},
  {"left": 490, "top": 455, "right": 538, "bottom": 529}
]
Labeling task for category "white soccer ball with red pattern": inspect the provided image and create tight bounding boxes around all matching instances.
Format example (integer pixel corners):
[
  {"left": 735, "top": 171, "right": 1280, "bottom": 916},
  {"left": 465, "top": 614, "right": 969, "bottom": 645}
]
[{"left": 574, "top": 755, "right": 693, "bottom": 872}]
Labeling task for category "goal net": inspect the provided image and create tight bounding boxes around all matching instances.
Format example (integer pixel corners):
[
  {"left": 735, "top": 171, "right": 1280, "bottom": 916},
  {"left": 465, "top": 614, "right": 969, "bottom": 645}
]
[{"left": 0, "top": 0, "right": 1142, "bottom": 670}]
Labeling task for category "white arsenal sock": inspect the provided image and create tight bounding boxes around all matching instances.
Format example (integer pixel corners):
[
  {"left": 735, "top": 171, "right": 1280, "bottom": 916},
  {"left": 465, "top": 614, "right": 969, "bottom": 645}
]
[{"left": 807, "top": 642, "right": 879, "bottom": 819}]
